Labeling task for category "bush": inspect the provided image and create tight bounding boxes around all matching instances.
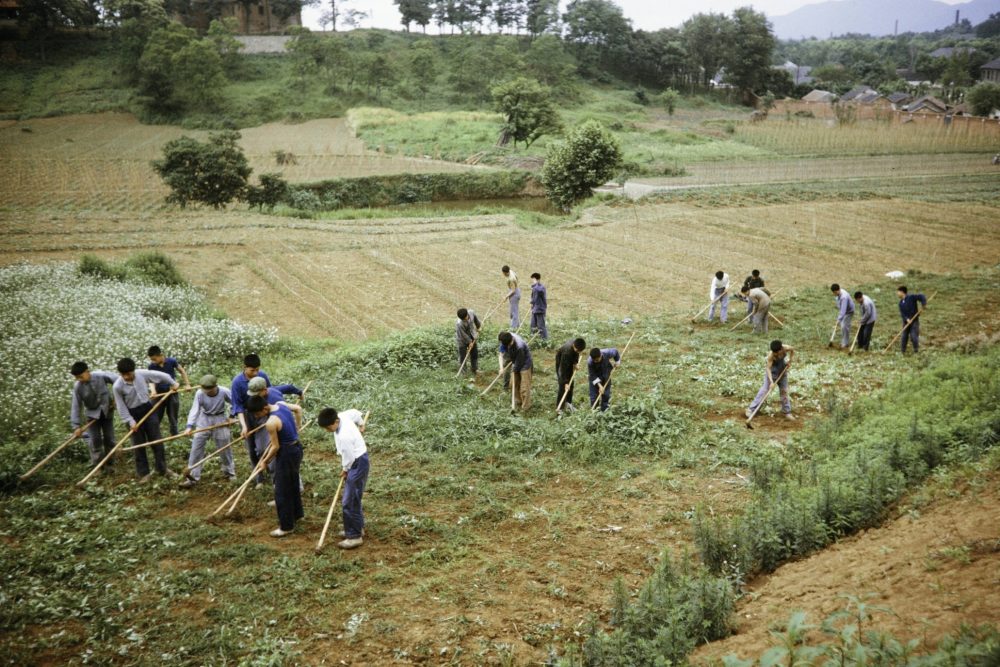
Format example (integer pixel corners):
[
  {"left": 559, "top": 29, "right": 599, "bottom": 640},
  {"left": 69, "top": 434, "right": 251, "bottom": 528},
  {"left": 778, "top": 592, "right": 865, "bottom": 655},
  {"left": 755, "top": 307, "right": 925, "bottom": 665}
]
[
  {"left": 79, "top": 252, "right": 186, "bottom": 286},
  {"left": 152, "top": 130, "right": 251, "bottom": 208},
  {"left": 541, "top": 120, "right": 623, "bottom": 211},
  {"left": 967, "top": 82, "right": 1000, "bottom": 117},
  {"left": 79, "top": 254, "right": 127, "bottom": 281},
  {"left": 246, "top": 173, "right": 291, "bottom": 211}
]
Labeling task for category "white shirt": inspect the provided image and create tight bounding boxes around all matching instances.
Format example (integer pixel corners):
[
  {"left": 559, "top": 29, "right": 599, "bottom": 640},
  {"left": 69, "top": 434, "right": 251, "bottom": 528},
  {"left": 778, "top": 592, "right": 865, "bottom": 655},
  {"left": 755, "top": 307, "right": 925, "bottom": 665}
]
[
  {"left": 710, "top": 273, "right": 730, "bottom": 299},
  {"left": 333, "top": 409, "right": 367, "bottom": 471}
]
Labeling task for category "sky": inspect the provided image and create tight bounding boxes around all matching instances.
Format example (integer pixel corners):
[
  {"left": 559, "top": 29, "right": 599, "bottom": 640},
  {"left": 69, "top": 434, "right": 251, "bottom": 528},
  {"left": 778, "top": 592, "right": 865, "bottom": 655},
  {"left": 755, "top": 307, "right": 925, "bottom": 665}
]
[{"left": 301, "top": 0, "right": 969, "bottom": 33}]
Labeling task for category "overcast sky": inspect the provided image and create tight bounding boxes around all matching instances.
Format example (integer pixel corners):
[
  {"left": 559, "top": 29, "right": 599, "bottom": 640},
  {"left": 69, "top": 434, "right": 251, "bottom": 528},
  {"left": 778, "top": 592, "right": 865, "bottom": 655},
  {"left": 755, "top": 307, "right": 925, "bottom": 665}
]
[{"left": 302, "top": 0, "right": 969, "bottom": 33}]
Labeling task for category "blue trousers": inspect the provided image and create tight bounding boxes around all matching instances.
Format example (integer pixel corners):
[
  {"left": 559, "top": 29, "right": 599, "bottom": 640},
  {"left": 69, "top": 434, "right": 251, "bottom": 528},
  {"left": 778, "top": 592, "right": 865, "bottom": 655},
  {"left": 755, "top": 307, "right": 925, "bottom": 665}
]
[
  {"left": 245, "top": 412, "right": 269, "bottom": 484},
  {"left": 589, "top": 380, "right": 611, "bottom": 411},
  {"left": 128, "top": 403, "right": 166, "bottom": 476},
  {"left": 342, "top": 453, "right": 370, "bottom": 539},
  {"left": 509, "top": 291, "right": 520, "bottom": 328},
  {"left": 709, "top": 289, "right": 728, "bottom": 322},
  {"left": 902, "top": 319, "right": 920, "bottom": 352},
  {"left": 530, "top": 312, "right": 548, "bottom": 340},
  {"left": 273, "top": 441, "right": 303, "bottom": 531}
]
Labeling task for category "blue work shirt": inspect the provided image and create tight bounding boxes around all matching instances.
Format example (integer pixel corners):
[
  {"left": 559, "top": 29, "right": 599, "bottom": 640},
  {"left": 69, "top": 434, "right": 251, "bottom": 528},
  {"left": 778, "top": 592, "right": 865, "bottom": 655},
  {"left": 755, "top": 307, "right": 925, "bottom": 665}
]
[
  {"left": 898, "top": 293, "right": 926, "bottom": 321},
  {"left": 231, "top": 370, "right": 271, "bottom": 416},
  {"left": 266, "top": 385, "right": 302, "bottom": 404},
  {"left": 531, "top": 283, "right": 547, "bottom": 314},
  {"left": 588, "top": 348, "right": 621, "bottom": 386},
  {"left": 148, "top": 357, "right": 181, "bottom": 393}
]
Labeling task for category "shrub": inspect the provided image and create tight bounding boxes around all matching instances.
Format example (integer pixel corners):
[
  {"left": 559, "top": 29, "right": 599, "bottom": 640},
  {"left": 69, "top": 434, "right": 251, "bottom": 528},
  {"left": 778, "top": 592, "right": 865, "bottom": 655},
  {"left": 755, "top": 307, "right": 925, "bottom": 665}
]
[
  {"left": 152, "top": 130, "right": 251, "bottom": 208},
  {"left": 122, "top": 251, "right": 186, "bottom": 286},
  {"left": 967, "top": 82, "right": 1000, "bottom": 117},
  {"left": 541, "top": 120, "right": 623, "bottom": 211},
  {"left": 79, "top": 254, "right": 127, "bottom": 281},
  {"left": 246, "top": 173, "right": 291, "bottom": 211},
  {"left": 491, "top": 77, "right": 563, "bottom": 148}
]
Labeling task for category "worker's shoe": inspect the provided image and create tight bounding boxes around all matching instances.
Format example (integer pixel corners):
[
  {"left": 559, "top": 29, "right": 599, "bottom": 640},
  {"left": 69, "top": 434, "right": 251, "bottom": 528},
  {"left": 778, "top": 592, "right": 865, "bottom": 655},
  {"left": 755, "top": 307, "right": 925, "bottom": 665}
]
[
  {"left": 137, "top": 473, "right": 154, "bottom": 484},
  {"left": 254, "top": 481, "right": 266, "bottom": 490},
  {"left": 178, "top": 478, "right": 196, "bottom": 488},
  {"left": 744, "top": 409, "right": 753, "bottom": 418},
  {"left": 269, "top": 528, "right": 292, "bottom": 538},
  {"left": 784, "top": 413, "right": 797, "bottom": 421},
  {"left": 338, "top": 529, "right": 366, "bottom": 538},
  {"left": 267, "top": 500, "right": 276, "bottom": 507},
  {"left": 338, "top": 537, "right": 363, "bottom": 550},
  {"left": 226, "top": 474, "right": 238, "bottom": 483}
]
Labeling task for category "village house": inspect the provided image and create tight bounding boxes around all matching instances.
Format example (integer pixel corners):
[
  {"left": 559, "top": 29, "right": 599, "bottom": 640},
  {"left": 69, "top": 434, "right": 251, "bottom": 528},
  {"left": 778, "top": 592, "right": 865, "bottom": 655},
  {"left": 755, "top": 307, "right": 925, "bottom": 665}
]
[{"left": 981, "top": 57, "right": 1000, "bottom": 84}]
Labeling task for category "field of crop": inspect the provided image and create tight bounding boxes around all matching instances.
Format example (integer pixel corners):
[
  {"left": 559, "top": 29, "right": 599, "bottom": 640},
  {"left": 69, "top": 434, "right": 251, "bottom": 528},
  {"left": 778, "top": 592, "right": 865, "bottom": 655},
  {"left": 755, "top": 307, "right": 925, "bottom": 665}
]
[{"left": 2, "top": 106, "right": 1000, "bottom": 665}]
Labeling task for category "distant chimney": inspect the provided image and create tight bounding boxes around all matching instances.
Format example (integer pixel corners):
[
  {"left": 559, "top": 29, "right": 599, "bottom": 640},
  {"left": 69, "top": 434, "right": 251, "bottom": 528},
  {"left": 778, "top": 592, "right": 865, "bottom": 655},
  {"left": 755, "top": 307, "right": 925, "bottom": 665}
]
[
  {"left": 894, "top": 19, "right": 898, "bottom": 36},
  {"left": 955, "top": 10, "right": 959, "bottom": 25}
]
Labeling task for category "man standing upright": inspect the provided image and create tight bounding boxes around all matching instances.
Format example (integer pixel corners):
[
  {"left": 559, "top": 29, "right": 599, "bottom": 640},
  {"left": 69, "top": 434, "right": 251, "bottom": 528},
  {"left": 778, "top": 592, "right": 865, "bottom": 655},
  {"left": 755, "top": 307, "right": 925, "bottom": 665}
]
[
  {"left": 455, "top": 307, "right": 482, "bottom": 375},
  {"left": 529, "top": 273, "right": 548, "bottom": 340},
  {"left": 853, "top": 291, "right": 877, "bottom": 351},
  {"left": 112, "top": 358, "right": 179, "bottom": 481},
  {"left": 180, "top": 374, "right": 236, "bottom": 487},
  {"left": 499, "top": 331, "right": 533, "bottom": 413},
  {"left": 70, "top": 361, "right": 119, "bottom": 470},
  {"left": 708, "top": 270, "right": 730, "bottom": 323},
  {"left": 897, "top": 286, "right": 927, "bottom": 354},
  {"left": 231, "top": 353, "right": 272, "bottom": 487},
  {"left": 588, "top": 347, "right": 621, "bottom": 411},
  {"left": 502, "top": 265, "right": 520, "bottom": 329},
  {"left": 555, "top": 337, "right": 586, "bottom": 413},
  {"left": 831, "top": 284, "right": 855, "bottom": 350},
  {"left": 147, "top": 345, "right": 190, "bottom": 437}
]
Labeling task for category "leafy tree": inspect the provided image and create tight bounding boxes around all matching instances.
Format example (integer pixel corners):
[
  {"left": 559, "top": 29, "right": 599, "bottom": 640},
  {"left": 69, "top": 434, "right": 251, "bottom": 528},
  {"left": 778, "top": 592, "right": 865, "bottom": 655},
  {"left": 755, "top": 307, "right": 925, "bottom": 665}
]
[
  {"left": 448, "top": 37, "right": 524, "bottom": 102},
  {"left": 524, "top": 34, "right": 577, "bottom": 94},
  {"left": 206, "top": 18, "right": 244, "bottom": 75},
  {"left": 941, "top": 51, "right": 973, "bottom": 101},
  {"left": 967, "top": 82, "right": 1000, "bottom": 116},
  {"left": 492, "top": 0, "right": 523, "bottom": 34},
  {"left": 152, "top": 131, "right": 252, "bottom": 208},
  {"left": 395, "top": 0, "right": 432, "bottom": 32},
  {"left": 491, "top": 77, "right": 562, "bottom": 148},
  {"left": 627, "top": 28, "right": 689, "bottom": 89},
  {"left": 562, "top": 0, "right": 631, "bottom": 70},
  {"left": 723, "top": 7, "right": 776, "bottom": 105},
  {"left": 976, "top": 12, "right": 1000, "bottom": 38},
  {"left": 408, "top": 42, "right": 438, "bottom": 99},
  {"left": 138, "top": 22, "right": 227, "bottom": 115},
  {"left": 18, "top": 0, "right": 98, "bottom": 61},
  {"left": 105, "top": 0, "right": 168, "bottom": 82},
  {"left": 245, "top": 173, "right": 290, "bottom": 211},
  {"left": 811, "top": 63, "right": 852, "bottom": 86},
  {"left": 524, "top": 0, "right": 559, "bottom": 38},
  {"left": 365, "top": 54, "right": 398, "bottom": 100},
  {"left": 681, "top": 13, "right": 732, "bottom": 88},
  {"left": 659, "top": 87, "right": 679, "bottom": 115},
  {"left": 540, "top": 120, "right": 621, "bottom": 210}
]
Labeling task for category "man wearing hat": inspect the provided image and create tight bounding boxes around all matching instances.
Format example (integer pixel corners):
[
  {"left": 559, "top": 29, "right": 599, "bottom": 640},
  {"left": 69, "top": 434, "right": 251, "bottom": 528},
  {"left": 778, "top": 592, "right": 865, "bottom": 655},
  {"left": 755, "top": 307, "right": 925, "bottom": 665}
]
[
  {"left": 179, "top": 375, "right": 236, "bottom": 488},
  {"left": 70, "top": 361, "right": 119, "bottom": 469}
]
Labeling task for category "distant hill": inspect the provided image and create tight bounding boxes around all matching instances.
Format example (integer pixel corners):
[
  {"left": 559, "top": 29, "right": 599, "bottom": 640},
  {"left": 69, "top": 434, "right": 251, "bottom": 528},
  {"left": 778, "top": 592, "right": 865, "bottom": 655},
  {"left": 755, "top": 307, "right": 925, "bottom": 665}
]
[{"left": 770, "top": 0, "right": 998, "bottom": 39}]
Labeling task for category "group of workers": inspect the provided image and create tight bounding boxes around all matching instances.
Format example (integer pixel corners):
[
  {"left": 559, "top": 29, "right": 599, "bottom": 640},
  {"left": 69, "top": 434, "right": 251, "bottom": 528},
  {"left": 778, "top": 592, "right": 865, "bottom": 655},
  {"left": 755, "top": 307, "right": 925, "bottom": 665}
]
[{"left": 69, "top": 349, "right": 369, "bottom": 549}]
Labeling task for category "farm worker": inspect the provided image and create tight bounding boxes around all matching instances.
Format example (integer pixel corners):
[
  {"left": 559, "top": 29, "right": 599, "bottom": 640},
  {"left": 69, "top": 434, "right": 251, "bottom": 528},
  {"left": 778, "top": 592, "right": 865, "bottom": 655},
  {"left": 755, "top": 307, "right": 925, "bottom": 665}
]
[
  {"left": 897, "top": 286, "right": 927, "bottom": 353},
  {"left": 455, "top": 307, "right": 482, "bottom": 375},
  {"left": 588, "top": 347, "right": 621, "bottom": 412},
  {"left": 69, "top": 361, "right": 119, "bottom": 469},
  {"left": 555, "top": 337, "right": 587, "bottom": 413},
  {"left": 147, "top": 345, "right": 190, "bottom": 438},
  {"left": 529, "top": 272, "right": 549, "bottom": 340},
  {"left": 499, "top": 331, "right": 533, "bottom": 412},
  {"left": 247, "top": 375, "right": 305, "bottom": 494},
  {"left": 853, "top": 291, "right": 878, "bottom": 351},
  {"left": 247, "top": 395, "right": 304, "bottom": 538},
  {"left": 741, "top": 285, "right": 771, "bottom": 334},
  {"left": 231, "top": 353, "right": 274, "bottom": 488},
  {"left": 740, "top": 269, "right": 765, "bottom": 314},
  {"left": 831, "top": 284, "right": 855, "bottom": 349},
  {"left": 501, "top": 265, "right": 520, "bottom": 329},
  {"left": 179, "top": 375, "right": 236, "bottom": 488},
  {"left": 708, "top": 270, "right": 730, "bottom": 323},
  {"left": 317, "top": 407, "right": 369, "bottom": 550},
  {"left": 746, "top": 340, "right": 795, "bottom": 421},
  {"left": 112, "top": 357, "right": 179, "bottom": 482}
]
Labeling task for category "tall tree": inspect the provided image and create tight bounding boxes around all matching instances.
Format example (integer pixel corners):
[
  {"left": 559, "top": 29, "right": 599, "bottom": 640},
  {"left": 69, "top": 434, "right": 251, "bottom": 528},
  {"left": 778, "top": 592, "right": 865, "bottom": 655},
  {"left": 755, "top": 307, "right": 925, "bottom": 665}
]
[
  {"left": 523, "top": 0, "right": 558, "bottom": 38},
  {"left": 491, "top": 77, "right": 562, "bottom": 147},
  {"left": 18, "top": 0, "right": 98, "bottom": 61},
  {"left": 723, "top": 6, "right": 776, "bottom": 105},
  {"left": 562, "top": 0, "right": 631, "bottom": 70},
  {"left": 395, "top": 0, "right": 432, "bottom": 32},
  {"left": 681, "top": 12, "right": 732, "bottom": 89}
]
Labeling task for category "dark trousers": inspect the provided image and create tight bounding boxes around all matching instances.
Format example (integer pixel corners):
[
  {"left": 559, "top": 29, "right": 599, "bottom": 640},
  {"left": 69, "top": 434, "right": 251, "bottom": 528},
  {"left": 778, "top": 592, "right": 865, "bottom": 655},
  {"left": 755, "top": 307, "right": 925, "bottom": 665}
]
[
  {"left": 857, "top": 322, "right": 875, "bottom": 350},
  {"left": 457, "top": 342, "right": 478, "bottom": 374},
  {"left": 556, "top": 376, "right": 574, "bottom": 408},
  {"left": 531, "top": 312, "right": 548, "bottom": 340},
  {"left": 128, "top": 403, "right": 166, "bottom": 476},
  {"left": 155, "top": 392, "right": 180, "bottom": 436},
  {"left": 273, "top": 441, "right": 304, "bottom": 531},
  {"left": 245, "top": 413, "right": 269, "bottom": 484},
  {"left": 85, "top": 411, "right": 117, "bottom": 466},
  {"left": 343, "top": 453, "right": 370, "bottom": 539},
  {"left": 902, "top": 319, "right": 920, "bottom": 352},
  {"left": 589, "top": 379, "right": 612, "bottom": 411}
]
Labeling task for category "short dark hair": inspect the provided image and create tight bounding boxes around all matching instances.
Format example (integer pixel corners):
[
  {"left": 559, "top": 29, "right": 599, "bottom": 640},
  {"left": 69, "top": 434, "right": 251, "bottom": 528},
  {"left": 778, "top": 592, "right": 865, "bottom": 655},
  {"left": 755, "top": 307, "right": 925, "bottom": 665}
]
[
  {"left": 715, "top": 271, "right": 724, "bottom": 280},
  {"left": 70, "top": 361, "right": 88, "bottom": 376},
  {"left": 501, "top": 265, "right": 510, "bottom": 273},
  {"left": 590, "top": 347, "right": 602, "bottom": 360},
  {"left": 897, "top": 285, "right": 908, "bottom": 294},
  {"left": 498, "top": 332, "right": 513, "bottom": 346},
  {"left": 147, "top": 345, "right": 162, "bottom": 357},
  {"left": 573, "top": 337, "right": 586, "bottom": 350},
  {"left": 530, "top": 272, "right": 541, "bottom": 280},
  {"left": 751, "top": 269, "right": 760, "bottom": 277},
  {"left": 831, "top": 283, "right": 840, "bottom": 292},
  {"left": 854, "top": 291, "right": 863, "bottom": 299},
  {"left": 770, "top": 340, "right": 783, "bottom": 353},
  {"left": 317, "top": 408, "right": 339, "bottom": 427},
  {"left": 243, "top": 354, "right": 261, "bottom": 368},
  {"left": 116, "top": 357, "right": 136, "bottom": 374},
  {"left": 741, "top": 286, "right": 750, "bottom": 294},
  {"left": 246, "top": 395, "right": 268, "bottom": 414},
  {"left": 457, "top": 308, "right": 468, "bottom": 319}
]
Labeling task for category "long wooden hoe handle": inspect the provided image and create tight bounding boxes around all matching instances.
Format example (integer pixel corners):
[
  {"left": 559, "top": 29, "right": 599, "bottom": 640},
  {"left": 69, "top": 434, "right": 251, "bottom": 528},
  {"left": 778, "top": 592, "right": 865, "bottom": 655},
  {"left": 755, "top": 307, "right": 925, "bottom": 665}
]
[
  {"left": 20, "top": 419, "right": 97, "bottom": 481},
  {"left": 149, "top": 385, "right": 198, "bottom": 399},
  {"left": 480, "top": 361, "right": 513, "bottom": 396},
  {"left": 556, "top": 369, "right": 578, "bottom": 413},
  {"left": 591, "top": 330, "right": 637, "bottom": 411},
  {"left": 691, "top": 289, "right": 730, "bottom": 323},
  {"left": 730, "top": 311, "right": 754, "bottom": 331},
  {"left": 183, "top": 421, "right": 267, "bottom": 477},
  {"left": 316, "top": 475, "right": 346, "bottom": 553},
  {"left": 882, "top": 290, "right": 937, "bottom": 353},
  {"left": 457, "top": 298, "right": 506, "bottom": 377},
  {"left": 848, "top": 321, "right": 863, "bottom": 354},
  {"left": 77, "top": 388, "right": 176, "bottom": 487},
  {"left": 212, "top": 452, "right": 269, "bottom": 518},
  {"left": 768, "top": 312, "right": 785, "bottom": 328},
  {"left": 295, "top": 380, "right": 313, "bottom": 403},
  {"left": 120, "top": 420, "right": 235, "bottom": 452},
  {"left": 745, "top": 364, "right": 791, "bottom": 429}
]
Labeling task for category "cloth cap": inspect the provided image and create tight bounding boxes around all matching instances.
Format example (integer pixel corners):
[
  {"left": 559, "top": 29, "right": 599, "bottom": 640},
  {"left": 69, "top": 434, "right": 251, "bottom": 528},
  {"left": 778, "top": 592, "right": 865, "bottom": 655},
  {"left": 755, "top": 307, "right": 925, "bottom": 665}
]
[
  {"left": 247, "top": 376, "right": 267, "bottom": 394},
  {"left": 199, "top": 374, "right": 218, "bottom": 388}
]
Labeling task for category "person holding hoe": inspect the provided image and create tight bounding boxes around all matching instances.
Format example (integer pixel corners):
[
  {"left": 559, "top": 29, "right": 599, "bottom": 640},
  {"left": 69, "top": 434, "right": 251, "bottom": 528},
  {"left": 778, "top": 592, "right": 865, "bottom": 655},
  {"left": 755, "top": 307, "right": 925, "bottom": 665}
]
[
  {"left": 529, "top": 272, "right": 548, "bottom": 340},
  {"left": 588, "top": 346, "right": 621, "bottom": 412},
  {"left": 455, "top": 307, "right": 482, "bottom": 376},
  {"left": 317, "top": 407, "right": 369, "bottom": 550},
  {"left": 555, "top": 337, "right": 587, "bottom": 413},
  {"left": 69, "top": 361, "right": 119, "bottom": 470},
  {"left": 746, "top": 340, "right": 795, "bottom": 421},
  {"left": 147, "top": 345, "right": 190, "bottom": 437},
  {"left": 740, "top": 269, "right": 765, "bottom": 314},
  {"left": 741, "top": 284, "right": 771, "bottom": 334},
  {"left": 179, "top": 374, "right": 236, "bottom": 488},
  {"left": 231, "top": 353, "right": 278, "bottom": 488},
  {"left": 897, "top": 286, "right": 928, "bottom": 353},
  {"left": 247, "top": 394, "right": 304, "bottom": 538},
  {"left": 499, "top": 331, "right": 533, "bottom": 413},
  {"left": 112, "top": 357, "right": 180, "bottom": 482},
  {"left": 831, "top": 284, "right": 855, "bottom": 350},
  {"left": 853, "top": 291, "right": 878, "bottom": 351},
  {"left": 501, "top": 265, "right": 520, "bottom": 329},
  {"left": 708, "top": 270, "right": 730, "bottom": 323}
]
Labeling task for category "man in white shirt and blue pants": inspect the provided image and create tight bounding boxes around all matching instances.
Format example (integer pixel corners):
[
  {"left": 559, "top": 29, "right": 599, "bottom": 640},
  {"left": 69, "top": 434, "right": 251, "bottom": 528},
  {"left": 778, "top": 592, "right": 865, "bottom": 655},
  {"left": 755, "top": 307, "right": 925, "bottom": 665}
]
[
  {"left": 708, "top": 271, "right": 730, "bottom": 323},
  {"left": 318, "top": 407, "right": 369, "bottom": 550}
]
